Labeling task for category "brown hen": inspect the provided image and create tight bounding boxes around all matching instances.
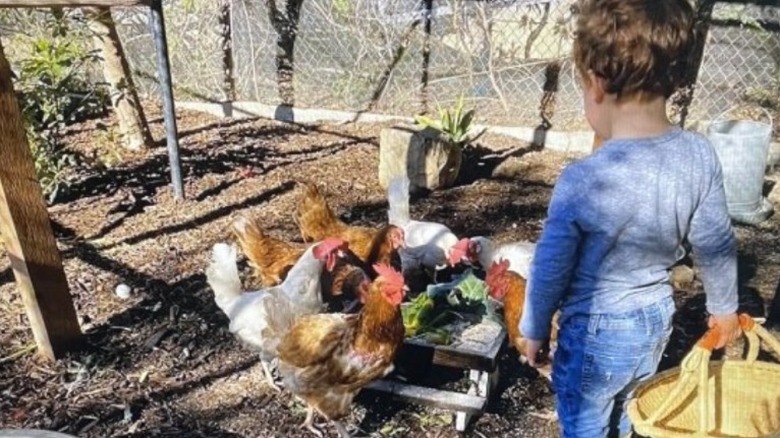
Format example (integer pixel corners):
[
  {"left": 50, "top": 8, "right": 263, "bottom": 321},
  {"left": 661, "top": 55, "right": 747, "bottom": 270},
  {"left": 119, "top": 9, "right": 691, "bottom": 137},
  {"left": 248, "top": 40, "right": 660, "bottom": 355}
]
[
  {"left": 295, "top": 182, "right": 379, "bottom": 261},
  {"left": 485, "top": 259, "right": 559, "bottom": 381},
  {"left": 232, "top": 215, "right": 305, "bottom": 287},
  {"left": 321, "top": 224, "right": 406, "bottom": 313},
  {"left": 276, "top": 264, "right": 407, "bottom": 438}
]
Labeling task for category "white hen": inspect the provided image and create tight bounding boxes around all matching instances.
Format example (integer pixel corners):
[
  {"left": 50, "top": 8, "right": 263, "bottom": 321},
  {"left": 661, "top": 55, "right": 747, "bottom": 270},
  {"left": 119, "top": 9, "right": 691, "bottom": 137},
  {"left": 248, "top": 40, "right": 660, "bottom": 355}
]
[
  {"left": 387, "top": 176, "right": 461, "bottom": 276},
  {"left": 451, "top": 236, "right": 536, "bottom": 279},
  {"left": 205, "top": 239, "right": 344, "bottom": 391}
]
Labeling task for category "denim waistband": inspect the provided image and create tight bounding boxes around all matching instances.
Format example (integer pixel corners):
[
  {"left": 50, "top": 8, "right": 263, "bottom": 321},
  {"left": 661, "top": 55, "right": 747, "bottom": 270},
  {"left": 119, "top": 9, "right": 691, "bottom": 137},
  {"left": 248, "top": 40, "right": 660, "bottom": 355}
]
[{"left": 567, "top": 295, "right": 675, "bottom": 336}]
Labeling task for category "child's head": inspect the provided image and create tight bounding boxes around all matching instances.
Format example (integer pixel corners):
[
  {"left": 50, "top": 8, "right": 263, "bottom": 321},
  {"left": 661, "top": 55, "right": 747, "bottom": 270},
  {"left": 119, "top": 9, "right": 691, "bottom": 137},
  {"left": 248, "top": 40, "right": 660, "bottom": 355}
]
[{"left": 573, "top": 0, "right": 694, "bottom": 100}]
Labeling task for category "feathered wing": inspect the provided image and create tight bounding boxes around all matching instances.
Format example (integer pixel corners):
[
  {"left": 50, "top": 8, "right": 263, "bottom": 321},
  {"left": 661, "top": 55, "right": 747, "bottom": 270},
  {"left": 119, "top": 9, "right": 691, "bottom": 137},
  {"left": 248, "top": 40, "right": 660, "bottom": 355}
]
[
  {"left": 258, "top": 291, "right": 298, "bottom": 359},
  {"left": 498, "top": 241, "right": 537, "bottom": 279},
  {"left": 501, "top": 272, "right": 527, "bottom": 351},
  {"left": 387, "top": 176, "right": 411, "bottom": 227},
  {"left": 402, "top": 221, "right": 460, "bottom": 270},
  {"left": 277, "top": 313, "right": 390, "bottom": 394},
  {"left": 226, "top": 290, "right": 275, "bottom": 358},
  {"left": 279, "top": 246, "right": 326, "bottom": 314},
  {"left": 277, "top": 313, "right": 358, "bottom": 368}
]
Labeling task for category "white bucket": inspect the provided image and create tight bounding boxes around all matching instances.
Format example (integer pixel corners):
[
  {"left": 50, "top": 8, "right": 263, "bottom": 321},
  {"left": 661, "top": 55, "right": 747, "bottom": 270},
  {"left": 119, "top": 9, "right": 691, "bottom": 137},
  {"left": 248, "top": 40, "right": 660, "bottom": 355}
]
[{"left": 707, "top": 108, "right": 774, "bottom": 225}]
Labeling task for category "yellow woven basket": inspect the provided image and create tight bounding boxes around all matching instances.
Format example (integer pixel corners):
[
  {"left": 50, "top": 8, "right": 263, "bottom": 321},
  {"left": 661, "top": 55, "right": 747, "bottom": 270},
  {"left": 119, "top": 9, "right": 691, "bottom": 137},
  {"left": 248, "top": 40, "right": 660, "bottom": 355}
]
[{"left": 627, "top": 315, "right": 780, "bottom": 438}]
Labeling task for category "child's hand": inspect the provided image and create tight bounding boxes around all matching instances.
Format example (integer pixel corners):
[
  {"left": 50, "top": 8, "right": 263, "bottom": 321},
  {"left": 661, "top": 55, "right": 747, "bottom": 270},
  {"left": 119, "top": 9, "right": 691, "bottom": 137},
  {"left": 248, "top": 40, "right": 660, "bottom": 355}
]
[
  {"left": 524, "top": 338, "right": 549, "bottom": 367},
  {"left": 708, "top": 313, "right": 741, "bottom": 349}
]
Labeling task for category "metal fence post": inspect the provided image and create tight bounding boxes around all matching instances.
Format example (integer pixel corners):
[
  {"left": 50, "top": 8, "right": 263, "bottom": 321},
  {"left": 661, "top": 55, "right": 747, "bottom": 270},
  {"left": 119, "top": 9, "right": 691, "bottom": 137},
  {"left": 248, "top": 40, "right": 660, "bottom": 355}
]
[{"left": 149, "top": 0, "right": 184, "bottom": 200}]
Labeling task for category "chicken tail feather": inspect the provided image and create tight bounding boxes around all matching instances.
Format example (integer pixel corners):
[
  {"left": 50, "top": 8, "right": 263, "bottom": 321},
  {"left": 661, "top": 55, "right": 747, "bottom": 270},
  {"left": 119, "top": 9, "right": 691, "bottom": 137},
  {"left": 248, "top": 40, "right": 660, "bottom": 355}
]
[
  {"left": 231, "top": 214, "right": 284, "bottom": 281},
  {"left": 387, "top": 175, "right": 411, "bottom": 227},
  {"left": 206, "top": 243, "right": 242, "bottom": 300},
  {"left": 296, "top": 181, "right": 341, "bottom": 240}
]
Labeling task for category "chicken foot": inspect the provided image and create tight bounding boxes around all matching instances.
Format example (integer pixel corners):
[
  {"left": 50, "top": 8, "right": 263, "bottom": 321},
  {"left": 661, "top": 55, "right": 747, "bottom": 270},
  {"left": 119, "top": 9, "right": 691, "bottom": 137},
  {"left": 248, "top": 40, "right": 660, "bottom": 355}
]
[
  {"left": 260, "top": 359, "right": 282, "bottom": 393},
  {"left": 529, "top": 409, "right": 558, "bottom": 423},
  {"left": 517, "top": 354, "right": 553, "bottom": 382},
  {"left": 299, "top": 406, "right": 323, "bottom": 438}
]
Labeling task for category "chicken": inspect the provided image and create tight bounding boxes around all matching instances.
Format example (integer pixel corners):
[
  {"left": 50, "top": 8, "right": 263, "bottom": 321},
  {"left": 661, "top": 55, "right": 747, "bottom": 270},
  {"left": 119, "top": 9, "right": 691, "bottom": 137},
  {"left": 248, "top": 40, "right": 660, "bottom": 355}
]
[
  {"left": 232, "top": 215, "right": 305, "bottom": 287},
  {"left": 205, "top": 238, "right": 349, "bottom": 392},
  {"left": 320, "top": 225, "right": 406, "bottom": 313},
  {"left": 276, "top": 264, "right": 407, "bottom": 438},
  {"left": 450, "top": 236, "right": 536, "bottom": 279},
  {"left": 387, "top": 175, "right": 461, "bottom": 278},
  {"left": 365, "top": 224, "right": 405, "bottom": 272},
  {"left": 319, "top": 246, "right": 372, "bottom": 313},
  {"left": 295, "top": 181, "right": 378, "bottom": 261},
  {"left": 485, "top": 259, "right": 559, "bottom": 381}
]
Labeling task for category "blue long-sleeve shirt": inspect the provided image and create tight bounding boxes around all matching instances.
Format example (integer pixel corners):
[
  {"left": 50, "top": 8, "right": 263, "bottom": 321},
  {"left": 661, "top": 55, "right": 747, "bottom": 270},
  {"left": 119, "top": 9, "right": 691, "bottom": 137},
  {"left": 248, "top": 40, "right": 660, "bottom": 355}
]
[{"left": 520, "top": 127, "right": 738, "bottom": 341}]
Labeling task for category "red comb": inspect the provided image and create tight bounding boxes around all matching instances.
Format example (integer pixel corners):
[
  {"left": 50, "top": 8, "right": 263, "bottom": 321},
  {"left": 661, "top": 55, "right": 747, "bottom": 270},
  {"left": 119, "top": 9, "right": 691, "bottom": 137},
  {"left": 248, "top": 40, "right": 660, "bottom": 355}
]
[
  {"left": 487, "top": 259, "right": 510, "bottom": 278},
  {"left": 453, "top": 238, "right": 471, "bottom": 251},
  {"left": 313, "top": 238, "right": 348, "bottom": 259},
  {"left": 372, "top": 263, "right": 404, "bottom": 287},
  {"left": 486, "top": 259, "right": 510, "bottom": 299}
]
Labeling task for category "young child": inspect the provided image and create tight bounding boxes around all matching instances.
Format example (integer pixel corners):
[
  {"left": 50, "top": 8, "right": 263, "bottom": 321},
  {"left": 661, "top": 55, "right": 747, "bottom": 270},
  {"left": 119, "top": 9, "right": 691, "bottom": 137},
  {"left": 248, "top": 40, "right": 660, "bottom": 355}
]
[{"left": 519, "top": 0, "right": 742, "bottom": 437}]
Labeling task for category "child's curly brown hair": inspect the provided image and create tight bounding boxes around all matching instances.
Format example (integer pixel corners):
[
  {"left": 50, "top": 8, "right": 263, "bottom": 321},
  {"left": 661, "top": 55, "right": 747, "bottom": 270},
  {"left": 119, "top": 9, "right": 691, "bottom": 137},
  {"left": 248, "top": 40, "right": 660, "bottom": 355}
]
[{"left": 572, "top": 0, "right": 695, "bottom": 100}]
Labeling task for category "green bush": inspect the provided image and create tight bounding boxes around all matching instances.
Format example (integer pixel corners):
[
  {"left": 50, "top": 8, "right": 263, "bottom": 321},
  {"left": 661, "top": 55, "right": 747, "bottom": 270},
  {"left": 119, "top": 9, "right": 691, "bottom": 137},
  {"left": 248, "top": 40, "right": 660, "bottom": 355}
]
[{"left": 11, "top": 13, "right": 108, "bottom": 202}]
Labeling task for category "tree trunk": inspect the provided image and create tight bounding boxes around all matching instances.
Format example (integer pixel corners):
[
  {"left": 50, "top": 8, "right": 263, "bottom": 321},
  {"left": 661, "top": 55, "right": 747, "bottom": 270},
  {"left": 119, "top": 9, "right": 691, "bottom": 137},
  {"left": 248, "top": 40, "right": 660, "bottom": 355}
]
[
  {"left": 267, "top": 0, "right": 305, "bottom": 106},
  {"left": 524, "top": 3, "right": 551, "bottom": 60},
  {"left": 85, "top": 7, "right": 152, "bottom": 151}
]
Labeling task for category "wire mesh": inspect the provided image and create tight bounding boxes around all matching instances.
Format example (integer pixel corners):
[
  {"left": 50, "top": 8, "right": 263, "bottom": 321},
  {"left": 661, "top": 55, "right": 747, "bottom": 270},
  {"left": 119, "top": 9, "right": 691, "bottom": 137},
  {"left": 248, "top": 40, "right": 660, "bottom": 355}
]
[{"left": 1, "top": 0, "right": 777, "bottom": 133}]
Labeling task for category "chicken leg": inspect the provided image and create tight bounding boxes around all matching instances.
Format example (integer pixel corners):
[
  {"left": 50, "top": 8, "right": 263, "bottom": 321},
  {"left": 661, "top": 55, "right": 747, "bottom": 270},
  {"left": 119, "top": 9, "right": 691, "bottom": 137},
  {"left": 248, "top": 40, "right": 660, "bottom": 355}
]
[
  {"left": 260, "top": 359, "right": 282, "bottom": 393},
  {"left": 535, "top": 364, "right": 553, "bottom": 382},
  {"left": 299, "top": 406, "right": 323, "bottom": 438},
  {"left": 333, "top": 421, "right": 352, "bottom": 438}
]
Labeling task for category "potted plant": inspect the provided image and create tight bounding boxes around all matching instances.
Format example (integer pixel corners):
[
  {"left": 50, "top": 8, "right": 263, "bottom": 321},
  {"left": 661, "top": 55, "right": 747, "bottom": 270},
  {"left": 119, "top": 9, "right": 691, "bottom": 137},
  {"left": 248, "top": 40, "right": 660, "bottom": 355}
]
[
  {"left": 411, "top": 95, "right": 485, "bottom": 189},
  {"left": 378, "top": 95, "right": 485, "bottom": 192}
]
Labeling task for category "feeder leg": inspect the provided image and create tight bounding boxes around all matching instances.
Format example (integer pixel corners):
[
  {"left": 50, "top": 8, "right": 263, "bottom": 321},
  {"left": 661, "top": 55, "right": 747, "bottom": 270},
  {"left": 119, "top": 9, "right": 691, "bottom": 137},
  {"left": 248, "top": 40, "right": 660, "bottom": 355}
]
[{"left": 455, "top": 369, "right": 497, "bottom": 431}]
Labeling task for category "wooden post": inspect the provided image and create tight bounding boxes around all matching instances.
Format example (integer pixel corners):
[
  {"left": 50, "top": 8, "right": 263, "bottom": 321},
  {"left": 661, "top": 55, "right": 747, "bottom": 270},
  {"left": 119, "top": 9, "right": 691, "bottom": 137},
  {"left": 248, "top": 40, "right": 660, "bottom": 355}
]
[
  {"left": 0, "top": 38, "right": 81, "bottom": 361},
  {"left": 0, "top": 0, "right": 151, "bottom": 7}
]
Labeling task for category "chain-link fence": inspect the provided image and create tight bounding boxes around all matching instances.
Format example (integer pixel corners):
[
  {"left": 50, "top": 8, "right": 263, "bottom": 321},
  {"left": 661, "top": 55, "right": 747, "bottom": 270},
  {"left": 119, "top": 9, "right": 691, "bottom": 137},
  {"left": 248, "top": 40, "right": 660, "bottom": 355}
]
[
  {"left": 688, "top": 3, "right": 780, "bottom": 125},
  {"left": 2, "top": 0, "right": 778, "bottom": 133}
]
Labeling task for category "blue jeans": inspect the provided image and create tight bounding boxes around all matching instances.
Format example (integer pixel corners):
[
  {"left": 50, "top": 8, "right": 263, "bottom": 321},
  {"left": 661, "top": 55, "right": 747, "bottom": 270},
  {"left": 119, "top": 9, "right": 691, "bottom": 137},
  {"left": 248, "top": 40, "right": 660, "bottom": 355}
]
[{"left": 552, "top": 295, "right": 675, "bottom": 438}]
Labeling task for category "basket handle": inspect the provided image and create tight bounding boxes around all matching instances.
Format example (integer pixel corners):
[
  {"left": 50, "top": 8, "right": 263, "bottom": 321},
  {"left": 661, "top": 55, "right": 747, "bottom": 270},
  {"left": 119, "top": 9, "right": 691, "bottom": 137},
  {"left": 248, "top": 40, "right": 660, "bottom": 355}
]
[
  {"left": 696, "top": 314, "right": 780, "bottom": 359},
  {"left": 640, "top": 314, "right": 759, "bottom": 433},
  {"left": 710, "top": 105, "right": 773, "bottom": 132}
]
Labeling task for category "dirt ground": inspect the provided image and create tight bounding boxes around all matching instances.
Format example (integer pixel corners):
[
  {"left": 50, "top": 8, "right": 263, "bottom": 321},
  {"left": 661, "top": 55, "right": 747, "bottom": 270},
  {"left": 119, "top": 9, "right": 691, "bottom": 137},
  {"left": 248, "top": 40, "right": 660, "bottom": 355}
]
[{"left": 1, "top": 104, "right": 779, "bottom": 438}]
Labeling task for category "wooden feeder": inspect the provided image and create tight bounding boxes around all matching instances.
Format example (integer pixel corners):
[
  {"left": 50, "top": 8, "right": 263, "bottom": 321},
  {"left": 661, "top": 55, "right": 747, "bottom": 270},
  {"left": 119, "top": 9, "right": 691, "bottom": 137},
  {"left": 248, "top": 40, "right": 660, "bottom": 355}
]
[{"left": 365, "top": 320, "right": 506, "bottom": 431}]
